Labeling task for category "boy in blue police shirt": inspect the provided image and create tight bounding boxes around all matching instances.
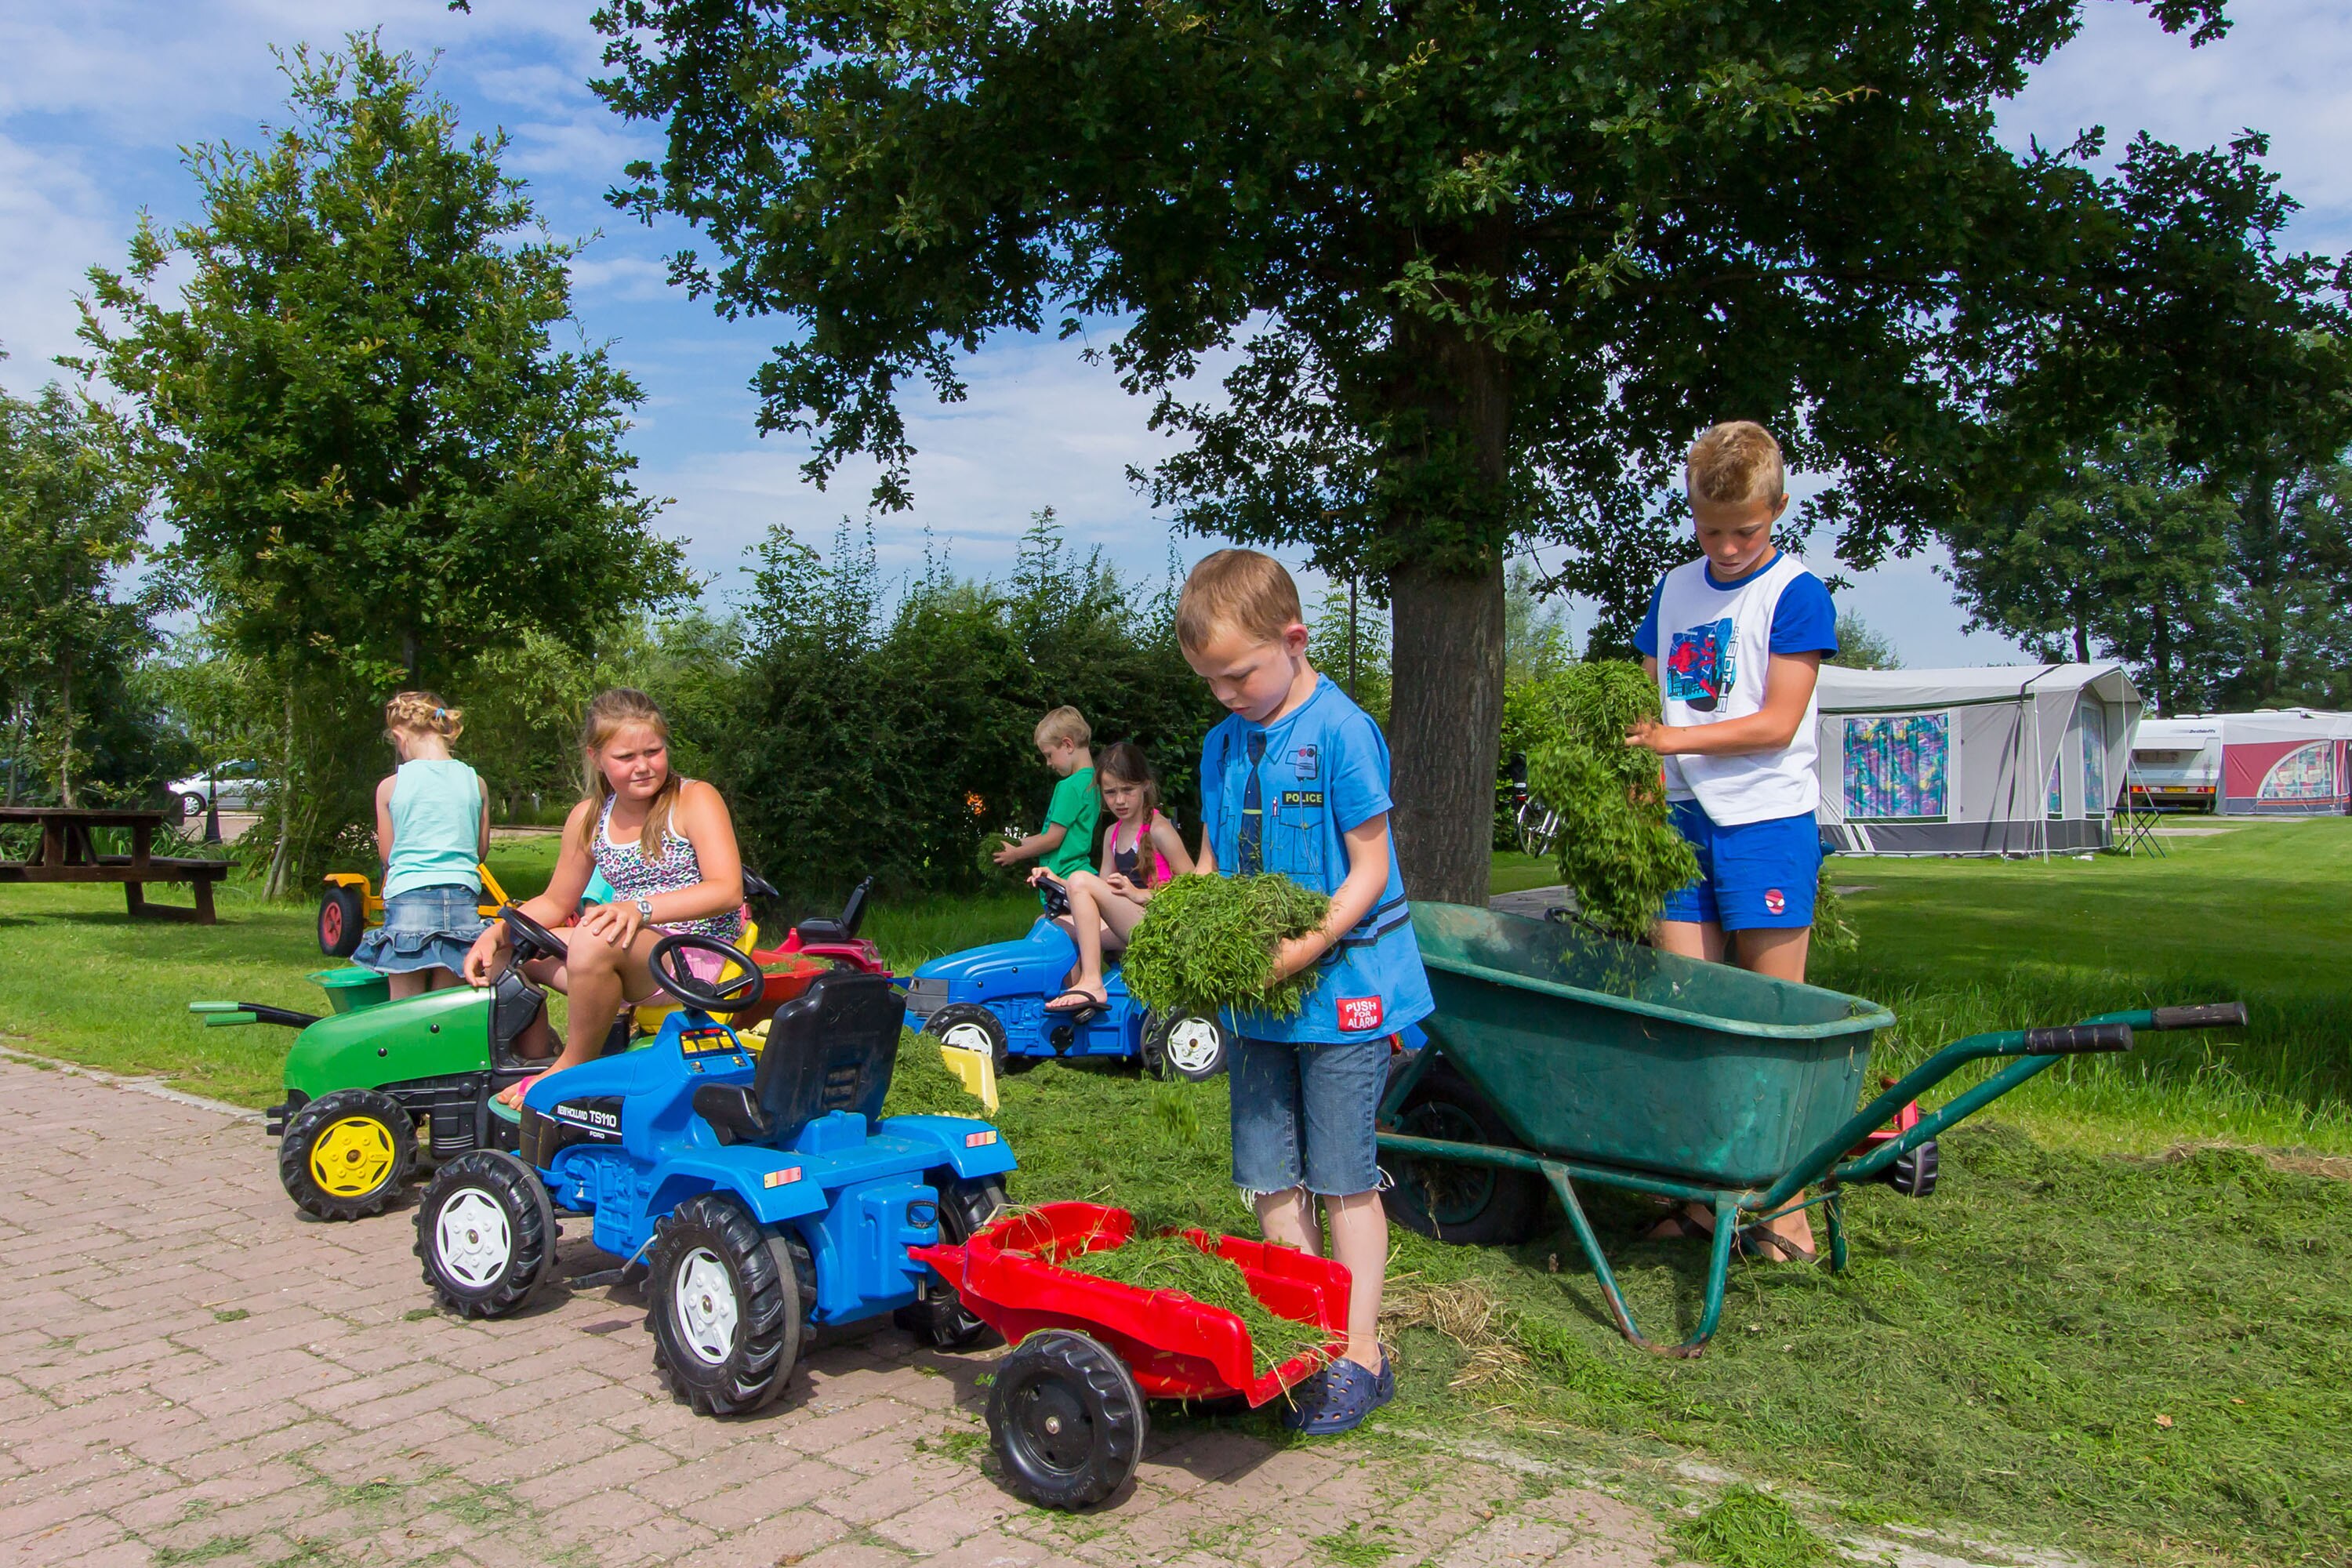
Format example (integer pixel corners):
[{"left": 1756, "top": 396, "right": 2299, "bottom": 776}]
[
  {"left": 1176, "top": 547, "right": 1433, "bottom": 1435},
  {"left": 1629, "top": 419, "right": 1838, "bottom": 1261}
]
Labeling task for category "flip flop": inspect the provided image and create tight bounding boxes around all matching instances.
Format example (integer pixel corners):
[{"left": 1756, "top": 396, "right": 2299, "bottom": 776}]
[
  {"left": 1735, "top": 1225, "right": 1819, "bottom": 1265},
  {"left": 1641, "top": 1208, "right": 1716, "bottom": 1243},
  {"left": 1042, "top": 989, "right": 1107, "bottom": 1018}
]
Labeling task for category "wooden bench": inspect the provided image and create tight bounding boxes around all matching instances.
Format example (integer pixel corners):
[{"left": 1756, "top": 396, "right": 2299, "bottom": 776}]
[{"left": 0, "top": 806, "right": 232, "bottom": 924}]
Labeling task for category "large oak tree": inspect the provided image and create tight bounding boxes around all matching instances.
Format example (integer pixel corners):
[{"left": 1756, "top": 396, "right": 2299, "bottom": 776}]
[{"left": 593, "top": 0, "right": 2343, "bottom": 899}]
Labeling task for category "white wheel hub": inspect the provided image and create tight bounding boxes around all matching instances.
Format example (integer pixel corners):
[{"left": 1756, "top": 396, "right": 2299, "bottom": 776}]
[
  {"left": 1165, "top": 1018, "right": 1223, "bottom": 1075},
  {"left": 673, "top": 1248, "right": 739, "bottom": 1366},
  {"left": 436, "top": 1190, "right": 513, "bottom": 1288},
  {"left": 942, "top": 1022, "right": 996, "bottom": 1058}
]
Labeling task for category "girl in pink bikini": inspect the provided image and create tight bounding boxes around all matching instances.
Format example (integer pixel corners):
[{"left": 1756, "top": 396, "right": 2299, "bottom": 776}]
[
  {"left": 463, "top": 689, "right": 748, "bottom": 1105},
  {"left": 1042, "top": 742, "right": 1194, "bottom": 1011}
]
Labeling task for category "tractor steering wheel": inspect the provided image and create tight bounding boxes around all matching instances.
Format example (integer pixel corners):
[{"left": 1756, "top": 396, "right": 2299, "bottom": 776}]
[
  {"left": 497, "top": 903, "right": 568, "bottom": 964},
  {"left": 648, "top": 932, "right": 766, "bottom": 1014}
]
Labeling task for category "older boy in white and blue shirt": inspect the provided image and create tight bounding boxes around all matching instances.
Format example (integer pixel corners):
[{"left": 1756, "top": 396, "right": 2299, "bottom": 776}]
[{"left": 1629, "top": 420, "right": 1837, "bottom": 1260}]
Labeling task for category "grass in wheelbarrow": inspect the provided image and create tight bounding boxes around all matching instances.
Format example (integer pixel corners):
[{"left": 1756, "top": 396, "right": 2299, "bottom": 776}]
[
  {"left": 886, "top": 1042, "right": 2352, "bottom": 1568},
  {"left": 1053, "top": 1233, "right": 1333, "bottom": 1380}
]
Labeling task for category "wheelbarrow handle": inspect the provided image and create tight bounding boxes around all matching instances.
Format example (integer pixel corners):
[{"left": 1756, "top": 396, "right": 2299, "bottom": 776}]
[
  {"left": 2149, "top": 1002, "right": 2249, "bottom": 1032},
  {"left": 2018, "top": 1022, "right": 2133, "bottom": 1054}
]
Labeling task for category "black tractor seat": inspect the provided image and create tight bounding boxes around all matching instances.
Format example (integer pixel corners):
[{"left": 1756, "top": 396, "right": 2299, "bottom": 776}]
[{"left": 693, "top": 968, "right": 901, "bottom": 1147}]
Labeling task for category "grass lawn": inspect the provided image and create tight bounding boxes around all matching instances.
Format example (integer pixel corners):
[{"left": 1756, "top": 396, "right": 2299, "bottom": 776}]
[{"left": 3, "top": 823, "right": 2349, "bottom": 1564}]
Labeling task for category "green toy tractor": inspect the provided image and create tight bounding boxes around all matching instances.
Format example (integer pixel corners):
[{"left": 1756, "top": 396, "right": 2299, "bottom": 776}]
[{"left": 192, "top": 941, "right": 570, "bottom": 1221}]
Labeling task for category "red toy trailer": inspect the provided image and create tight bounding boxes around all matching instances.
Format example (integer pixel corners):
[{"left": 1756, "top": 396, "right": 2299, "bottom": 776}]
[{"left": 911, "top": 1202, "right": 1347, "bottom": 1509}]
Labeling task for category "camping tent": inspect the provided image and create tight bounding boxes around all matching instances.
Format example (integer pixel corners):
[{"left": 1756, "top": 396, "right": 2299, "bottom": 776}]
[
  {"left": 1813, "top": 663, "right": 2142, "bottom": 855},
  {"left": 2210, "top": 710, "right": 2352, "bottom": 816}
]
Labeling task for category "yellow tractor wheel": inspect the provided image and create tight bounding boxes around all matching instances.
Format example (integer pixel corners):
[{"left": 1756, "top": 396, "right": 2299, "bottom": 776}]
[{"left": 280, "top": 1089, "right": 416, "bottom": 1221}]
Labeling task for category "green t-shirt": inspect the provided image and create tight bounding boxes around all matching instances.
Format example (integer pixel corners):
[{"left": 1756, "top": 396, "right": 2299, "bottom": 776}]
[{"left": 1044, "top": 767, "right": 1100, "bottom": 880}]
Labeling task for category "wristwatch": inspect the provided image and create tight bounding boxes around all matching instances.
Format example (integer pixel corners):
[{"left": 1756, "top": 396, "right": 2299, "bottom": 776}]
[{"left": 633, "top": 897, "right": 653, "bottom": 920}]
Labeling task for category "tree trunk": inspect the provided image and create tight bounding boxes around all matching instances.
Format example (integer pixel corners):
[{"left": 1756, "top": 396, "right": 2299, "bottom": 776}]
[
  {"left": 264, "top": 679, "right": 299, "bottom": 899},
  {"left": 2072, "top": 619, "right": 2089, "bottom": 665},
  {"left": 56, "top": 659, "right": 75, "bottom": 809},
  {"left": 2151, "top": 602, "right": 2172, "bottom": 715},
  {"left": 1379, "top": 224, "right": 1515, "bottom": 908},
  {"left": 1388, "top": 560, "right": 1507, "bottom": 903}
]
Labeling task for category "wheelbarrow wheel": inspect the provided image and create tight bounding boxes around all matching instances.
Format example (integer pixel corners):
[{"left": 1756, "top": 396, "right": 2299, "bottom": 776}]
[
  {"left": 1880, "top": 1138, "right": 1940, "bottom": 1199},
  {"left": 988, "top": 1330, "right": 1146, "bottom": 1511},
  {"left": 1379, "top": 1063, "right": 1544, "bottom": 1247},
  {"left": 898, "top": 1175, "right": 1007, "bottom": 1348}
]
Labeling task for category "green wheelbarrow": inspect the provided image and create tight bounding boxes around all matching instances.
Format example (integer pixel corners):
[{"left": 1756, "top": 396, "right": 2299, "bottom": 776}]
[{"left": 1377, "top": 902, "right": 2249, "bottom": 1356}]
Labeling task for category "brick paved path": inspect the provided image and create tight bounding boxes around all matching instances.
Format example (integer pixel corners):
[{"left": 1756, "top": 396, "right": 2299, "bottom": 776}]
[{"left": 0, "top": 1060, "right": 1692, "bottom": 1568}]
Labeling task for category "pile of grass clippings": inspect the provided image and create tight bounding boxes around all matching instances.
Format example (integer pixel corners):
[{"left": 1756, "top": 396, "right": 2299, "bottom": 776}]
[
  {"left": 1520, "top": 662, "right": 1699, "bottom": 938},
  {"left": 1054, "top": 1232, "right": 1334, "bottom": 1379},
  {"left": 1122, "top": 872, "right": 1330, "bottom": 1019},
  {"left": 1671, "top": 1486, "right": 1834, "bottom": 1568}
]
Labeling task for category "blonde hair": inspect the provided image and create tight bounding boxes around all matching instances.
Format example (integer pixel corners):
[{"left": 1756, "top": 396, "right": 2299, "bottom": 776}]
[
  {"left": 384, "top": 690, "right": 462, "bottom": 742},
  {"left": 1175, "top": 549, "right": 1304, "bottom": 653},
  {"left": 1034, "top": 706, "right": 1091, "bottom": 750},
  {"left": 1686, "top": 421, "right": 1787, "bottom": 506},
  {"left": 576, "top": 688, "right": 681, "bottom": 858}
]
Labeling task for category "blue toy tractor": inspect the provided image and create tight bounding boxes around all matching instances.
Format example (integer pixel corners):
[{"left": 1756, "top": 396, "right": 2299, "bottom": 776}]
[
  {"left": 902, "top": 913, "right": 1231, "bottom": 1081},
  {"left": 412, "top": 908, "right": 1013, "bottom": 1414}
]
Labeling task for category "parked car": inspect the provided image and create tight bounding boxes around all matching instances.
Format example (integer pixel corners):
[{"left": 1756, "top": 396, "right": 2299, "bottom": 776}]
[{"left": 169, "top": 760, "right": 265, "bottom": 816}]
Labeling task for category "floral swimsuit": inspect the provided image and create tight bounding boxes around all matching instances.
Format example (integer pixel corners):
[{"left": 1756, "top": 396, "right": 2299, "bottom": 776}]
[{"left": 593, "top": 789, "right": 744, "bottom": 946}]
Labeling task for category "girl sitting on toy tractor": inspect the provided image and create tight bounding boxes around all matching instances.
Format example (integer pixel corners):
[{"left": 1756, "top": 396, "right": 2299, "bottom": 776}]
[{"left": 463, "top": 689, "right": 751, "bottom": 1106}]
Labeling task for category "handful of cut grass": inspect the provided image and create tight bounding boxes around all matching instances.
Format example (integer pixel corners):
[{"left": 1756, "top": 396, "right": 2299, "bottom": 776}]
[
  {"left": 1121, "top": 873, "right": 1330, "bottom": 1019},
  {"left": 1520, "top": 661, "right": 1700, "bottom": 939},
  {"left": 1055, "top": 1234, "right": 1334, "bottom": 1379}
]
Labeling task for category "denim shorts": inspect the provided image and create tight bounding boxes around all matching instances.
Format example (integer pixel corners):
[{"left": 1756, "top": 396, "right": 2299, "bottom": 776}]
[
  {"left": 354, "top": 884, "right": 487, "bottom": 975},
  {"left": 1229, "top": 1033, "right": 1388, "bottom": 1198},
  {"left": 1659, "top": 800, "right": 1821, "bottom": 931}
]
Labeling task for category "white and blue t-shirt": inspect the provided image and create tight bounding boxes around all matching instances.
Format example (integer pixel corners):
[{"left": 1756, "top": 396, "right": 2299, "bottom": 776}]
[
  {"left": 1634, "top": 551, "right": 1838, "bottom": 826},
  {"left": 1198, "top": 677, "right": 1435, "bottom": 1044}
]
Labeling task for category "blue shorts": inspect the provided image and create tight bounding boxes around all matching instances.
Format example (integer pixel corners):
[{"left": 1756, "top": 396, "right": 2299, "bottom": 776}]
[
  {"left": 1659, "top": 801, "right": 1820, "bottom": 931},
  {"left": 1229, "top": 1033, "right": 1387, "bottom": 1198}
]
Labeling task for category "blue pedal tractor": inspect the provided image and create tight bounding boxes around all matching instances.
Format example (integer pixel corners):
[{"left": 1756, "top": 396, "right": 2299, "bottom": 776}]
[
  {"left": 902, "top": 909, "right": 1230, "bottom": 1081},
  {"left": 413, "top": 909, "right": 1014, "bottom": 1413}
]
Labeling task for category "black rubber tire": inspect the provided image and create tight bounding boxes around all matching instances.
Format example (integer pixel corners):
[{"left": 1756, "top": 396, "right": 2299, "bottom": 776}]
[
  {"left": 1881, "top": 1139, "right": 1940, "bottom": 1199},
  {"left": 414, "top": 1150, "right": 558, "bottom": 1318},
  {"left": 646, "top": 1195, "right": 806, "bottom": 1416},
  {"left": 1378, "top": 1062, "right": 1545, "bottom": 1247},
  {"left": 180, "top": 792, "right": 207, "bottom": 818},
  {"left": 1142, "top": 1011, "right": 1228, "bottom": 1082},
  {"left": 897, "top": 1174, "right": 1007, "bottom": 1348},
  {"left": 318, "top": 885, "right": 365, "bottom": 957},
  {"left": 987, "top": 1330, "right": 1147, "bottom": 1511},
  {"left": 279, "top": 1088, "right": 416, "bottom": 1221},
  {"left": 925, "top": 1002, "right": 1016, "bottom": 1076}
]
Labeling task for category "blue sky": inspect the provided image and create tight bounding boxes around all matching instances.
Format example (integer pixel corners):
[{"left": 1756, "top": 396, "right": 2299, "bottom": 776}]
[{"left": 5, "top": 1, "right": 2344, "bottom": 668}]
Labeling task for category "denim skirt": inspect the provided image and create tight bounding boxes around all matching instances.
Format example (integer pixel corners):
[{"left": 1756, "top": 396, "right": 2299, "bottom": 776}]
[{"left": 354, "top": 884, "right": 488, "bottom": 975}]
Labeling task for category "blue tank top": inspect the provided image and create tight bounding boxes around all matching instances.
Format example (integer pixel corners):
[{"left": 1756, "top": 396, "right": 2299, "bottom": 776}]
[{"left": 383, "top": 759, "right": 483, "bottom": 898}]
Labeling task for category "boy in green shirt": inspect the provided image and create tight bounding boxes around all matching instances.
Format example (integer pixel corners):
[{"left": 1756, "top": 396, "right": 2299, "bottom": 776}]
[{"left": 992, "top": 706, "right": 1100, "bottom": 892}]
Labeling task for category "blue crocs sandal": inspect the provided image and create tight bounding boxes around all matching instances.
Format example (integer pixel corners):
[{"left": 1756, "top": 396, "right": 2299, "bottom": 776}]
[{"left": 1282, "top": 1352, "right": 1394, "bottom": 1436}]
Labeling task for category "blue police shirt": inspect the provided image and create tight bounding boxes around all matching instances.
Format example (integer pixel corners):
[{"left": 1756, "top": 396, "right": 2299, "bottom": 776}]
[{"left": 1197, "top": 677, "right": 1436, "bottom": 1044}]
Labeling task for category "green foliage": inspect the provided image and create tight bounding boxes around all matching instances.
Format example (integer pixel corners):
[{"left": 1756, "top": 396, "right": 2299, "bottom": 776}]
[
  {"left": 1122, "top": 873, "right": 1331, "bottom": 1021},
  {"left": 593, "top": 0, "right": 2341, "bottom": 898},
  {"left": 1054, "top": 1233, "right": 1333, "bottom": 1378},
  {"left": 0, "top": 378, "right": 158, "bottom": 807},
  {"left": 72, "top": 36, "right": 687, "bottom": 889},
  {"left": 723, "top": 513, "right": 1221, "bottom": 900},
  {"left": 1517, "top": 663, "right": 1697, "bottom": 938},
  {"left": 1823, "top": 613, "right": 1900, "bottom": 672},
  {"left": 1671, "top": 1488, "right": 1832, "bottom": 1568}
]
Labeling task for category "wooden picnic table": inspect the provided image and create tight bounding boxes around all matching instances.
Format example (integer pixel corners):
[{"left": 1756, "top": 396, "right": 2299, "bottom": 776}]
[{"left": 0, "top": 805, "right": 231, "bottom": 923}]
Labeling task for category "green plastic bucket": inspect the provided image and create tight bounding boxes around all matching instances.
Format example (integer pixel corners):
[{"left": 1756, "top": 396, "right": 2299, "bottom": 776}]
[
  {"left": 308, "top": 967, "right": 390, "bottom": 1015},
  {"left": 1409, "top": 902, "right": 1893, "bottom": 1187}
]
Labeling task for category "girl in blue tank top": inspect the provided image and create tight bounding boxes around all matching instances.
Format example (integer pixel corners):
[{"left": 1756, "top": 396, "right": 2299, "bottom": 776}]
[{"left": 354, "top": 691, "right": 489, "bottom": 999}]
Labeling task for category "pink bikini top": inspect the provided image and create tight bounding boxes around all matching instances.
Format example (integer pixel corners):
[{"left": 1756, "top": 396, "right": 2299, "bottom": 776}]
[{"left": 1110, "top": 812, "right": 1174, "bottom": 885}]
